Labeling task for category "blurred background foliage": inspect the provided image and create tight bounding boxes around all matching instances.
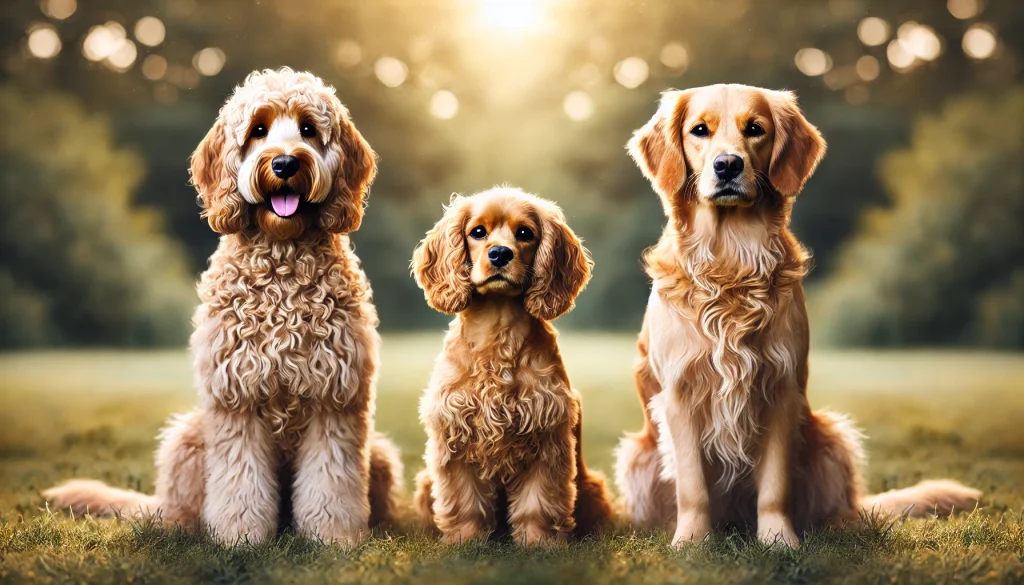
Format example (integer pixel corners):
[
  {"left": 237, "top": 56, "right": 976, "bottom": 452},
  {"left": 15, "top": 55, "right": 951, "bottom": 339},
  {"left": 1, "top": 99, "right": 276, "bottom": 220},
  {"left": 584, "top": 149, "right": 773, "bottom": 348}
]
[{"left": 0, "top": 0, "right": 1021, "bottom": 347}]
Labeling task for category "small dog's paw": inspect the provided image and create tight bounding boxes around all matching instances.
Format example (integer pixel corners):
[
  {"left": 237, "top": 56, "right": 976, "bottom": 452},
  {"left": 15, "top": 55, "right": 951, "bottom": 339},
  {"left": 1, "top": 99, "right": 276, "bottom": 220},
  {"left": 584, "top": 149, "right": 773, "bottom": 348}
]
[
  {"left": 671, "top": 510, "right": 711, "bottom": 548},
  {"left": 757, "top": 513, "right": 799, "bottom": 548},
  {"left": 441, "top": 522, "right": 486, "bottom": 545}
]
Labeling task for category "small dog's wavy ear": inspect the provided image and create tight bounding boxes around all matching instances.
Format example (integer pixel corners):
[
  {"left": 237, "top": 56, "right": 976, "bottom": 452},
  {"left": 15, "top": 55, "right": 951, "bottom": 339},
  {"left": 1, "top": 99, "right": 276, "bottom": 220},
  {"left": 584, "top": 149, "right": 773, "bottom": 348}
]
[
  {"left": 190, "top": 118, "right": 247, "bottom": 234},
  {"left": 321, "top": 105, "right": 378, "bottom": 233},
  {"left": 525, "top": 208, "right": 593, "bottom": 321},
  {"left": 766, "top": 91, "right": 826, "bottom": 197},
  {"left": 412, "top": 198, "right": 472, "bottom": 315},
  {"left": 627, "top": 90, "right": 693, "bottom": 216}
]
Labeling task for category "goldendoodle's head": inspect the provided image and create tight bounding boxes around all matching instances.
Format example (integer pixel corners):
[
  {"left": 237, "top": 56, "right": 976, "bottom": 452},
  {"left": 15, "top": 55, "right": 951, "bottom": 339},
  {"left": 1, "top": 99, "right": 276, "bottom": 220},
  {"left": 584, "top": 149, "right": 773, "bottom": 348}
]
[{"left": 189, "top": 68, "right": 377, "bottom": 240}]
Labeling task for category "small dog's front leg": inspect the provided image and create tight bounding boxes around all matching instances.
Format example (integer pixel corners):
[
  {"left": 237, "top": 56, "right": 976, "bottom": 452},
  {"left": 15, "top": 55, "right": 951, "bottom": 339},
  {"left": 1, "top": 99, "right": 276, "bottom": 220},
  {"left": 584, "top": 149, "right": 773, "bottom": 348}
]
[
  {"left": 507, "top": 448, "right": 576, "bottom": 546},
  {"left": 432, "top": 457, "right": 496, "bottom": 544}
]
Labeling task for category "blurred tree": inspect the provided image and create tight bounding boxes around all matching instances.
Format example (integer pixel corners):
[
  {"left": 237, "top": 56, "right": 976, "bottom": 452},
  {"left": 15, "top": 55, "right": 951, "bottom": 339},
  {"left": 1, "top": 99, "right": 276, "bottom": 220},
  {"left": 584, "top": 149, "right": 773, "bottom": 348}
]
[
  {"left": 810, "top": 87, "right": 1024, "bottom": 348},
  {"left": 0, "top": 85, "right": 194, "bottom": 347}
]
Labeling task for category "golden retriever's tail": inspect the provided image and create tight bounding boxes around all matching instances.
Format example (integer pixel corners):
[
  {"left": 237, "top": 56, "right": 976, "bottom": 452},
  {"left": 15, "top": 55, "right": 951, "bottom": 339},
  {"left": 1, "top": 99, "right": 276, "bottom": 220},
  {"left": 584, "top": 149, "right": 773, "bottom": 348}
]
[
  {"left": 860, "top": 479, "right": 982, "bottom": 518},
  {"left": 43, "top": 480, "right": 158, "bottom": 518}
]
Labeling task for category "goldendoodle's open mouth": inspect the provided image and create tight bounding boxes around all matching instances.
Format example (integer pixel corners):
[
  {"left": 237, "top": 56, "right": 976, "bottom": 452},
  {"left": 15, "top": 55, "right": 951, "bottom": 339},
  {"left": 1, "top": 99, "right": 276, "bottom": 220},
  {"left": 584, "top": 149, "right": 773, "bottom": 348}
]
[{"left": 268, "top": 186, "right": 305, "bottom": 218}]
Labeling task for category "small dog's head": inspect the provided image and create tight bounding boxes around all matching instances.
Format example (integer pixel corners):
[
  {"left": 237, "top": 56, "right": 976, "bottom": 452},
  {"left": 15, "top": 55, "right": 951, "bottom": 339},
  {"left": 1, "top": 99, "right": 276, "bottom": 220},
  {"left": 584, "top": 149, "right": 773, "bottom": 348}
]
[
  {"left": 189, "top": 68, "right": 377, "bottom": 240},
  {"left": 412, "top": 187, "right": 593, "bottom": 320},
  {"left": 628, "top": 84, "right": 825, "bottom": 214}
]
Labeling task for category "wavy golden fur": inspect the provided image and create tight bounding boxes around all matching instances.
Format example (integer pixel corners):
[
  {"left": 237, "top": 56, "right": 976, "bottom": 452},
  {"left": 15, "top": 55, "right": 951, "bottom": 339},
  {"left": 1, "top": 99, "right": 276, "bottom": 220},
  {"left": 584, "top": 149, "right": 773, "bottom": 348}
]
[
  {"left": 411, "top": 187, "right": 613, "bottom": 545},
  {"left": 614, "top": 84, "right": 980, "bottom": 547},
  {"left": 44, "top": 68, "right": 402, "bottom": 545}
]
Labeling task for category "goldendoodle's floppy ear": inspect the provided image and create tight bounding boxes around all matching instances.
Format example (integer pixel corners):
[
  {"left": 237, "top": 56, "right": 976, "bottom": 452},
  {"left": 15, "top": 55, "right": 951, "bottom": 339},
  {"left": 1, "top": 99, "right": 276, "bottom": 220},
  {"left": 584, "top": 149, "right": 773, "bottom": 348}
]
[
  {"left": 412, "top": 197, "right": 472, "bottom": 315},
  {"left": 190, "top": 118, "right": 247, "bottom": 234},
  {"left": 627, "top": 89, "right": 693, "bottom": 215},
  {"left": 766, "top": 90, "right": 826, "bottom": 197},
  {"left": 525, "top": 207, "right": 593, "bottom": 321},
  {"left": 320, "top": 105, "right": 378, "bottom": 233}
]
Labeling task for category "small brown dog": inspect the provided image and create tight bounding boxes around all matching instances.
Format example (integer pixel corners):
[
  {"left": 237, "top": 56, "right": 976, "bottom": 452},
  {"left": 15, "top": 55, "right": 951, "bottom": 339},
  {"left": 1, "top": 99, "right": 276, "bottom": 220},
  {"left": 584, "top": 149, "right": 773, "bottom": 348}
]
[
  {"left": 411, "top": 187, "right": 613, "bottom": 545},
  {"left": 614, "top": 84, "right": 981, "bottom": 547}
]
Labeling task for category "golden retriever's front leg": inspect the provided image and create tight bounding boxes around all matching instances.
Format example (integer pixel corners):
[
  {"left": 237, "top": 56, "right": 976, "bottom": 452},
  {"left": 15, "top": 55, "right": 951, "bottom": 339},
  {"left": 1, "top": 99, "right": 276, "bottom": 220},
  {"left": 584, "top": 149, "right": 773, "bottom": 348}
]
[
  {"left": 293, "top": 410, "right": 370, "bottom": 545},
  {"left": 754, "top": 396, "right": 799, "bottom": 547},
  {"left": 663, "top": 394, "right": 712, "bottom": 547},
  {"left": 203, "top": 409, "right": 279, "bottom": 546},
  {"left": 507, "top": 437, "right": 576, "bottom": 546}
]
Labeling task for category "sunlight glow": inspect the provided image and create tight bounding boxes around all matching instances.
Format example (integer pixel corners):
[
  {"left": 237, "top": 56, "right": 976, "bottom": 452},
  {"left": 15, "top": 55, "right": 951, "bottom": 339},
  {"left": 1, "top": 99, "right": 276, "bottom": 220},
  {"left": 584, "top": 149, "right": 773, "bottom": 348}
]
[{"left": 477, "top": 0, "right": 543, "bottom": 33}]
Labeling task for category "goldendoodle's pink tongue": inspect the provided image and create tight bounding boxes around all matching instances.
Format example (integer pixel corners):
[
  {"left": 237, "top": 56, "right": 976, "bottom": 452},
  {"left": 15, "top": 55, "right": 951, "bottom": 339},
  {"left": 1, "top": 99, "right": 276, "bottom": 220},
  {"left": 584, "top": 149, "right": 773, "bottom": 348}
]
[{"left": 270, "top": 193, "right": 299, "bottom": 217}]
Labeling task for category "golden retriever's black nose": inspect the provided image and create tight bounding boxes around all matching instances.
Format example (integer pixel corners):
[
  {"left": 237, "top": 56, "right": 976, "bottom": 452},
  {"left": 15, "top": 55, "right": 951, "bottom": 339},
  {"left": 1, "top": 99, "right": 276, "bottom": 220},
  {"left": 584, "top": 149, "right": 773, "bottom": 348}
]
[
  {"left": 713, "top": 154, "right": 744, "bottom": 182},
  {"left": 271, "top": 155, "right": 300, "bottom": 179},
  {"left": 488, "top": 245, "right": 514, "bottom": 268}
]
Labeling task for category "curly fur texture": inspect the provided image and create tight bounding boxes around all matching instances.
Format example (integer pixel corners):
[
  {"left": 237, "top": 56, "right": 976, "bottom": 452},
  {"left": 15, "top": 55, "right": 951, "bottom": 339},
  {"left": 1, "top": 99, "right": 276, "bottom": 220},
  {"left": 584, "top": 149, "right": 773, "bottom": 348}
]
[
  {"left": 615, "top": 85, "right": 980, "bottom": 548},
  {"left": 412, "top": 187, "right": 613, "bottom": 545},
  {"left": 44, "top": 68, "right": 401, "bottom": 546}
]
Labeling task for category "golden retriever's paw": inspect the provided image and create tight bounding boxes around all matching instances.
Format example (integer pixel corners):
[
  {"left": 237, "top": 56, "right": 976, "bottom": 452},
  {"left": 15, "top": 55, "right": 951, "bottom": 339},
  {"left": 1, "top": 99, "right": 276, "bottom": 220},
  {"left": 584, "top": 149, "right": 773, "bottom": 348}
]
[
  {"left": 671, "top": 510, "right": 712, "bottom": 548},
  {"left": 757, "top": 513, "right": 799, "bottom": 548}
]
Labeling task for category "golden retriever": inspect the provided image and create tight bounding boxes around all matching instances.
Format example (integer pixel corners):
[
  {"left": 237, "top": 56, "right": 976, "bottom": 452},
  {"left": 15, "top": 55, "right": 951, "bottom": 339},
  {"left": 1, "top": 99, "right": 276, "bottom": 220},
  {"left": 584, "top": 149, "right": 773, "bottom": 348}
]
[
  {"left": 44, "top": 68, "right": 402, "bottom": 545},
  {"left": 614, "top": 84, "right": 981, "bottom": 547},
  {"left": 411, "top": 187, "right": 613, "bottom": 545}
]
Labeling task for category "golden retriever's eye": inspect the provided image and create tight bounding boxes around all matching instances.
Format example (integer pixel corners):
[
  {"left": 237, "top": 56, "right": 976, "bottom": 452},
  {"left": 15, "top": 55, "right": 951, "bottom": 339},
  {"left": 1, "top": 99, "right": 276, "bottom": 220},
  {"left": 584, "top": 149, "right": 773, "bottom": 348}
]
[
  {"left": 515, "top": 226, "right": 534, "bottom": 242},
  {"left": 744, "top": 121, "right": 766, "bottom": 137},
  {"left": 300, "top": 123, "right": 317, "bottom": 138},
  {"left": 469, "top": 226, "right": 487, "bottom": 240},
  {"left": 250, "top": 124, "right": 268, "bottom": 139},
  {"left": 690, "top": 124, "right": 709, "bottom": 138}
]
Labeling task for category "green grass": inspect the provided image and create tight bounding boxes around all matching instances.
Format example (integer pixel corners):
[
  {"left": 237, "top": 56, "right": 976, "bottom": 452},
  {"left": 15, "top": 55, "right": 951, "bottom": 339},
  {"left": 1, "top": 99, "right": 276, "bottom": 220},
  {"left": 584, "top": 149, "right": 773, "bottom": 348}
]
[{"left": 1, "top": 334, "right": 1023, "bottom": 584}]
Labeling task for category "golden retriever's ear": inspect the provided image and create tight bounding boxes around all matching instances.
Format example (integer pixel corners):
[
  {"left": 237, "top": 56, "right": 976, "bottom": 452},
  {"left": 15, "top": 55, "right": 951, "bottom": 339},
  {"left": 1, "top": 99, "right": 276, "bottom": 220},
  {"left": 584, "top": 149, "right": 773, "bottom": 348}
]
[
  {"left": 525, "top": 208, "right": 593, "bottom": 321},
  {"left": 627, "top": 90, "right": 693, "bottom": 215},
  {"left": 320, "top": 105, "right": 378, "bottom": 233},
  {"left": 412, "top": 198, "right": 472, "bottom": 315},
  {"left": 190, "top": 118, "right": 248, "bottom": 234},
  {"left": 766, "top": 91, "right": 827, "bottom": 197}
]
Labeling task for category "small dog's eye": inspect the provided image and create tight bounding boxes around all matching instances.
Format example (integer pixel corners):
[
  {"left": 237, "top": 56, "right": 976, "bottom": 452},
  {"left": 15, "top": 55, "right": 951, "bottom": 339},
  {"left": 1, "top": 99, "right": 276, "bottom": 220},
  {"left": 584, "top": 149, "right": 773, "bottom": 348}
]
[
  {"left": 515, "top": 227, "right": 534, "bottom": 242},
  {"left": 300, "top": 123, "right": 317, "bottom": 138},
  {"left": 690, "top": 124, "right": 709, "bottom": 138},
  {"left": 744, "top": 121, "right": 765, "bottom": 137},
  {"left": 250, "top": 124, "right": 268, "bottom": 139},
  {"left": 469, "top": 226, "right": 487, "bottom": 239}
]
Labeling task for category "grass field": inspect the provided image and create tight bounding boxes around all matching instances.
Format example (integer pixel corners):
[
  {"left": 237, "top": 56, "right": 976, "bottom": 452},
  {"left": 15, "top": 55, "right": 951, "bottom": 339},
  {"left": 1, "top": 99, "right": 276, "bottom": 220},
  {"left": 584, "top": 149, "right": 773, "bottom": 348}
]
[{"left": 2, "top": 333, "right": 1023, "bottom": 584}]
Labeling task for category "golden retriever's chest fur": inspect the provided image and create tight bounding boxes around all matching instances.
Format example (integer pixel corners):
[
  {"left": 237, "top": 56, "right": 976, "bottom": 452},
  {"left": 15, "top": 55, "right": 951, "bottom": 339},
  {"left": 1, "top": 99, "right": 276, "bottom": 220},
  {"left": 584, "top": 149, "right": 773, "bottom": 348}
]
[{"left": 192, "top": 233, "right": 378, "bottom": 443}]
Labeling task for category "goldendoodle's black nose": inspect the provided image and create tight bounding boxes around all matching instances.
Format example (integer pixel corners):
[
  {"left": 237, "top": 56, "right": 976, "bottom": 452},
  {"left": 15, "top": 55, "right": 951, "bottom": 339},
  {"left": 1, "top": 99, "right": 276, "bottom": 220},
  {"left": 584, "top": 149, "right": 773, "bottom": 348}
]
[
  {"left": 488, "top": 245, "right": 514, "bottom": 268},
  {"left": 272, "top": 155, "right": 300, "bottom": 179}
]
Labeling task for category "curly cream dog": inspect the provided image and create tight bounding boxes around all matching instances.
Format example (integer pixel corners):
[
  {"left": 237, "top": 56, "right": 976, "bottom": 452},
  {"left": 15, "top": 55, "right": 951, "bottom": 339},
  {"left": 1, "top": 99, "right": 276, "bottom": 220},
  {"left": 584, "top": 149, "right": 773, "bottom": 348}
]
[
  {"left": 45, "top": 68, "right": 401, "bottom": 545},
  {"left": 614, "top": 84, "right": 981, "bottom": 547},
  {"left": 411, "top": 187, "right": 613, "bottom": 545}
]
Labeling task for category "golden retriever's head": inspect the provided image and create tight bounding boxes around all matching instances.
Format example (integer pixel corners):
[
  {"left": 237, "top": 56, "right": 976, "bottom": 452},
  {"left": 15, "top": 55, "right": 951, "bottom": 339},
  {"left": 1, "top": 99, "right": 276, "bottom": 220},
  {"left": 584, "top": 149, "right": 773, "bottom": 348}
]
[
  {"left": 412, "top": 187, "right": 593, "bottom": 320},
  {"left": 189, "top": 68, "right": 377, "bottom": 240},
  {"left": 628, "top": 84, "right": 825, "bottom": 215}
]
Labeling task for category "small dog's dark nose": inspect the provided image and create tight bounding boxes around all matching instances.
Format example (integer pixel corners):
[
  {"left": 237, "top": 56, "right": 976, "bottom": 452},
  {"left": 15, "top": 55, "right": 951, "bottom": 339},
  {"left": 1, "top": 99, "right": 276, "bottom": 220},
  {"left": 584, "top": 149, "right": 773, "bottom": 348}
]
[
  {"left": 488, "top": 245, "right": 514, "bottom": 268},
  {"left": 271, "top": 155, "right": 300, "bottom": 179},
  {"left": 713, "top": 154, "right": 744, "bottom": 182}
]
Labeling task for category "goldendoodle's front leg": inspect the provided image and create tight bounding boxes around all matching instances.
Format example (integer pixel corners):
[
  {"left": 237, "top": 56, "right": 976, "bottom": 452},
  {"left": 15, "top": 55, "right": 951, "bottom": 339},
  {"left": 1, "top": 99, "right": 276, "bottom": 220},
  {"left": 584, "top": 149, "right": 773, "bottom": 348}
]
[
  {"left": 203, "top": 409, "right": 279, "bottom": 545},
  {"left": 292, "top": 410, "right": 370, "bottom": 545},
  {"left": 154, "top": 409, "right": 207, "bottom": 528},
  {"left": 507, "top": 436, "right": 576, "bottom": 546}
]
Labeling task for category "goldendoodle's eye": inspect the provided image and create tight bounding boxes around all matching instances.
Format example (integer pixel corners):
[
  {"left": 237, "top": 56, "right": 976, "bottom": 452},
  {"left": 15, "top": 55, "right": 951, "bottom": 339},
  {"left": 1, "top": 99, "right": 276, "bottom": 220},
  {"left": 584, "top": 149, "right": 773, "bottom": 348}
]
[
  {"left": 690, "top": 124, "right": 709, "bottom": 138},
  {"left": 300, "top": 123, "right": 317, "bottom": 138},
  {"left": 250, "top": 124, "right": 268, "bottom": 139},
  {"left": 469, "top": 226, "right": 487, "bottom": 240},
  {"left": 744, "top": 121, "right": 765, "bottom": 137},
  {"left": 515, "top": 227, "right": 534, "bottom": 242}
]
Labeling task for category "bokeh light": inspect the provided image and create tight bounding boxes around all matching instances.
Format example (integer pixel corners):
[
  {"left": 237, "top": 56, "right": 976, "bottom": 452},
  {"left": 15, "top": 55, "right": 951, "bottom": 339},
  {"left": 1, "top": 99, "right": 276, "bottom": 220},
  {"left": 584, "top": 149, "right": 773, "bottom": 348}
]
[
  {"left": 82, "top": 22, "right": 126, "bottom": 62},
  {"left": 613, "top": 57, "right": 649, "bottom": 89},
  {"left": 898, "top": 22, "right": 942, "bottom": 62},
  {"left": 563, "top": 90, "right": 594, "bottom": 121},
  {"left": 141, "top": 54, "right": 167, "bottom": 80},
  {"left": 886, "top": 39, "right": 915, "bottom": 70},
  {"left": 857, "top": 17, "right": 891, "bottom": 47},
  {"left": 27, "top": 24, "right": 61, "bottom": 59},
  {"left": 856, "top": 55, "right": 880, "bottom": 81},
  {"left": 105, "top": 39, "right": 137, "bottom": 71},
  {"left": 40, "top": 0, "right": 76, "bottom": 20},
  {"left": 477, "top": 0, "right": 542, "bottom": 33},
  {"left": 948, "top": 0, "right": 982, "bottom": 20},
  {"left": 375, "top": 56, "right": 408, "bottom": 88},
  {"left": 794, "top": 48, "right": 832, "bottom": 76},
  {"left": 572, "top": 63, "right": 602, "bottom": 89},
  {"left": 193, "top": 47, "right": 226, "bottom": 76},
  {"left": 845, "top": 85, "right": 869, "bottom": 105},
  {"left": 429, "top": 90, "right": 459, "bottom": 119},
  {"left": 134, "top": 16, "right": 165, "bottom": 47},
  {"left": 334, "top": 39, "right": 361, "bottom": 69},
  {"left": 962, "top": 24, "right": 997, "bottom": 59},
  {"left": 659, "top": 42, "right": 689, "bottom": 70}
]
